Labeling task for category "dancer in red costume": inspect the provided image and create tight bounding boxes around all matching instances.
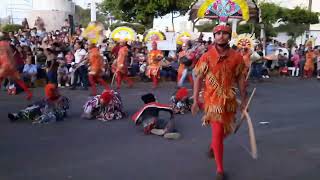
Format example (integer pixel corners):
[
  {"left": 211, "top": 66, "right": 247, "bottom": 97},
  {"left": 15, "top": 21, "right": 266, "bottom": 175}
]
[
  {"left": 146, "top": 41, "right": 163, "bottom": 89},
  {"left": 0, "top": 39, "right": 32, "bottom": 100},
  {"left": 113, "top": 39, "right": 133, "bottom": 89},
  {"left": 88, "top": 44, "right": 109, "bottom": 96},
  {"left": 192, "top": 25, "right": 248, "bottom": 180},
  {"left": 177, "top": 42, "right": 195, "bottom": 87}
]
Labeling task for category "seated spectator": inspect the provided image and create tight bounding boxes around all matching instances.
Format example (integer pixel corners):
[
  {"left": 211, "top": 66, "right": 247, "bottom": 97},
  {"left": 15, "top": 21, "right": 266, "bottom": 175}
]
[
  {"left": 57, "top": 61, "right": 69, "bottom": 87},
  {"left": 35, "top": 48, "right": 47, "bottom": 68},
  {"left": 22, "top": 53, "right": 37, "bottom": 87}
]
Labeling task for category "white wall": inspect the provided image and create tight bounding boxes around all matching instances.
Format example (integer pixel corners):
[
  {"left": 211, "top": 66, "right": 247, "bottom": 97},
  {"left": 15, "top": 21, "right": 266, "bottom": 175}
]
[
  {"left": 32, "top": 0, "right": 74, "bottom": 13},
  {"left": 27, "top": 0, "right": 75, "bottom": 31},
  {"left": 275, "top": 31, "right": 320, "bottom": 46}
]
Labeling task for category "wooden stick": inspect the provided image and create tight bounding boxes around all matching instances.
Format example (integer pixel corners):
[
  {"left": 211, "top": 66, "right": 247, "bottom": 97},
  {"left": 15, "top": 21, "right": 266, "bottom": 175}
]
[
  {"left": 111, "top": 73, "right": 116, "bottom": 88},
  {"left": 234, "top": 87, "right": 256, "bottom": 133},
  {"left": 243, "top": 110, "right": 258, "bottom": 159}
]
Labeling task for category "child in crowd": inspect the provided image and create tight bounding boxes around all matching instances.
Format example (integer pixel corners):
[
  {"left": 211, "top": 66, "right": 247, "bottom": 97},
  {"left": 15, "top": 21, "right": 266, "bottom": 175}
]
[{"left": 57, "top": 61, "right": 69, "bottom": 87}]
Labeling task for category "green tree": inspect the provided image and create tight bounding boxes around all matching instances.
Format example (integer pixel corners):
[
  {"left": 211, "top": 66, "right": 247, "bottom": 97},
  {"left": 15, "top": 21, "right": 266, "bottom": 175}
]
[
  {"left": 259, "top": 2, "right": 319, "bottom": 39},
  {"left": 1, "top": 24, "right": 23, "bottom": 33},
  {"left": 99, "top": 0, "right": 194, "bottom": 29},
  {"left": 75, "top": 5, "right": 107, "bottom": 28}
]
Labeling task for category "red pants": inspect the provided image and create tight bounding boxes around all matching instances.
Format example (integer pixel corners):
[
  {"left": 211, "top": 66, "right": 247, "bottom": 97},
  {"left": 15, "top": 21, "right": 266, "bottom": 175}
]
[
  {"left": 88, "top": 74, "right": 109, "bottom": 96},
  {"left": 0, "top": 77, "right": 32, "bottom": 100},
  {"left": 151, "top": 75, "right": 158, "bottom": 88},
  {"left": 210, "top": 121, "right": 225, "bottom": 174},
  {"left": 116, "top": 72, "right": 133, "bottom": 89},
  {"left": 303, "top": 70, "right": 313, "bottom": 78}
]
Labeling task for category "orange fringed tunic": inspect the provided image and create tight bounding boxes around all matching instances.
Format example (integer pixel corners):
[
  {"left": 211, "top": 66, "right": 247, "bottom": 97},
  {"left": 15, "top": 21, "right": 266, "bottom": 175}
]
[
  {"left": 194, "top": 47, "right": 246, "bottom": 135},
  {"left": 304, "top": 51, "right": 315, "bottom": 72},
  {"left": 89, "top": 47, "right": 104, "bottom": 75},
  {"left": 177, "top": 50, "right": 187, "bottom": 81},
  {"left": 146, "top": 50, "right": 163, "bottom": 78},
  {"left": 0, "top": 41, "right": 19, "bottom": 79},
  {"left": 113, "top": 46, "right": 129, "bottom": 74}
]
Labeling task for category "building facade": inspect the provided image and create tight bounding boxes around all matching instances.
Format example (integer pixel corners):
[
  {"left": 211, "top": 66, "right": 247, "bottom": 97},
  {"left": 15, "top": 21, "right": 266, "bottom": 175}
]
[{"left": 27, "top": 0, "right": 75, "bottom": 31}]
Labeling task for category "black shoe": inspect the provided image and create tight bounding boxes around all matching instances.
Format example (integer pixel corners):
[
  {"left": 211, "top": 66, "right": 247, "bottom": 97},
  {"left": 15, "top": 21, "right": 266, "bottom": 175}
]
[
  {"left": 70, "top": 86, "right": 76, "bottom": 90},
  {"left": 81, "top": 87, "right": 88, "bottom": 90},
  {"left": 216, "top": 172, "right": 225, "bottom": 180},
  {"left": 8, "top": 113, "right": 18, "bottom": 122},
  {"left": 208, "top": 147, "right": 215, "bottom": 159}
]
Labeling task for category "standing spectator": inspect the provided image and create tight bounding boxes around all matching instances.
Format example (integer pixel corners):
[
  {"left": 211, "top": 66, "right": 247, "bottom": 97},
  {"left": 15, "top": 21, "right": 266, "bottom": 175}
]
[
  {"left": 70, "top": 41, "right": 88, "bottom": 90},
  {"left": 34, "top": 17, "right": 45, "bottom": 31},
  {"left": 45, "top": 48, "right": 58, "bottom": 84},
  {"left": 22, "top": 18, "right": 29, "bottom": 30},
  {"left": 290, "top": 50, "right": 300, "bottom": 77},
  {"left": 250, "top": 45, "right": 264, "bottom": 80},
  {"left": 11, "top": 45, "right": 25, "bottom": 73}
]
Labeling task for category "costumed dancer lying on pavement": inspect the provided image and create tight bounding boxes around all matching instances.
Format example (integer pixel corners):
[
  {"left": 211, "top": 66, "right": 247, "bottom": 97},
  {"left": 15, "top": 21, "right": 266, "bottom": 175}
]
[
  {"left": 132, "top": 93, "right": 181, "bottom": 139},
  {"left": 82, "top": 89, "right": 125, "bottom": 121},
  {"left": 8, "top": 83, "right": 70, "bottom": 123},
  {"left": 0, "top": 37, "right": 32, "bottom": 100},
  {"left": 170, "top": 87, "right": 192, "bottom": 114}
]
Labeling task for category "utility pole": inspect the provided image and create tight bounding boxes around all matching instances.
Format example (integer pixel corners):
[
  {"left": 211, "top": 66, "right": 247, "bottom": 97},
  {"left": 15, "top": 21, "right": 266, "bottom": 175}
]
[
  {"left": 90, "top": 0, "right": 97, "bottom": 22},
  {"left": 306, "top": 0, "right": 312, "bottom": 39}
]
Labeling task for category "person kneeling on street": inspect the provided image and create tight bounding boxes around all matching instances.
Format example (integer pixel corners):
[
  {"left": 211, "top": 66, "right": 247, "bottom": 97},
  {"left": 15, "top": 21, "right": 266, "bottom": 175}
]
[
  {"left": 132, "top": 93, "right": 181, "bottom": 140},
  {"left": 82, "top": 90, "right": 125, "bottom": 121},
  {"left": 8, "top": 83, "right": 70, "bottom": 123}
]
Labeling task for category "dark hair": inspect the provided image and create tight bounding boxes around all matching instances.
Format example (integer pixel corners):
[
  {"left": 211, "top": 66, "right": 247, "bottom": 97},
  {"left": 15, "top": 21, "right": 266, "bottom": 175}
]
[
  {"left": 141, "top": 93, "right": 156, "bottom": 104},
  {"left": 46, "top": 48, "right": 55, "bottom": 54},
  {"left": 76, "top": 41, "right": 84, "bottom": 49}
]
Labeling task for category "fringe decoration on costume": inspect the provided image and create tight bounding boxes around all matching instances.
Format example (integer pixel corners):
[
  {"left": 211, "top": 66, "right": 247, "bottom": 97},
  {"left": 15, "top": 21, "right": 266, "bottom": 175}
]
[
  {"left": 207, "top": 72, "right": 220, "bottom": 90},
  {"left": 194, "top": 61, "right": 208, "bottom": 77}
]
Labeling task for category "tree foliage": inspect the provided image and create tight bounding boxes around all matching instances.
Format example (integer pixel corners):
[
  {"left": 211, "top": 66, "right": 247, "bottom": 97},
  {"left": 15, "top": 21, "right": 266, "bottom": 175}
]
[
  {"left": 1, "top": 24, "right": 23, "bottom": 33},
  {"left": 75, "top": 5, "right": 107, "bottom": 28},
  {"left": 99, "top": 0, "right": 195, "bottom": 28},
  {"left": 195, "top": 20, "right": 218, "bottom": 32},
  {"left": 259, "top": 2, "right": 319, "bottom": 39}
]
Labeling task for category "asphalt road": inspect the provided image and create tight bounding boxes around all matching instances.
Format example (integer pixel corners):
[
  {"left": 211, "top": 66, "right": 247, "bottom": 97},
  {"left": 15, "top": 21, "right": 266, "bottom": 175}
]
[{"left": 1, "top": 78, "right": 320, "bottom": 180}]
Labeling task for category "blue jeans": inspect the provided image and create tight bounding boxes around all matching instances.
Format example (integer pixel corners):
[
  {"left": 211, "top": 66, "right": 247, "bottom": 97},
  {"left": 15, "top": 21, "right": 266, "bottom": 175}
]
[
  {"left": 251, "top": 63, "right": 263, "bottom": 79},
  {"left": 72, "top": 65, "right": 88, "bottom": 88},
  {"left": 178, "top": 69, "right": 195, "bottom": 87},
  {"left": 47, "top": 71, "right": 57, "bottom": 84}
]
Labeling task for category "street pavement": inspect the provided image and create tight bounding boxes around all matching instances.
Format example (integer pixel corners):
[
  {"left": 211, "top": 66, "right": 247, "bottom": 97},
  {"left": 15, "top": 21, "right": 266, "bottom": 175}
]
[{"left": 0, "top": 78, "right": 320, "bottom": 180}]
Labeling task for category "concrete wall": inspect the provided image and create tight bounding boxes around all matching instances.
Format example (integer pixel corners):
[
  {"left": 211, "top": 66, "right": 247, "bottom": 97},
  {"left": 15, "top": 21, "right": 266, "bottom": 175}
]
[
  {"left": 27, "top": 11, "right": 69, "bottom": 31},
  {"left": 27, "top": 0, "right": 75, "bottom": 31}
]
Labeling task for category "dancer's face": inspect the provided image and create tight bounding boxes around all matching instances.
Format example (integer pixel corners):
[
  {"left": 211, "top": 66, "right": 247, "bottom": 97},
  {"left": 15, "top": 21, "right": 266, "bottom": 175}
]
[{"left": 214, "top": 31, "right": 230, "bottom": 46}]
